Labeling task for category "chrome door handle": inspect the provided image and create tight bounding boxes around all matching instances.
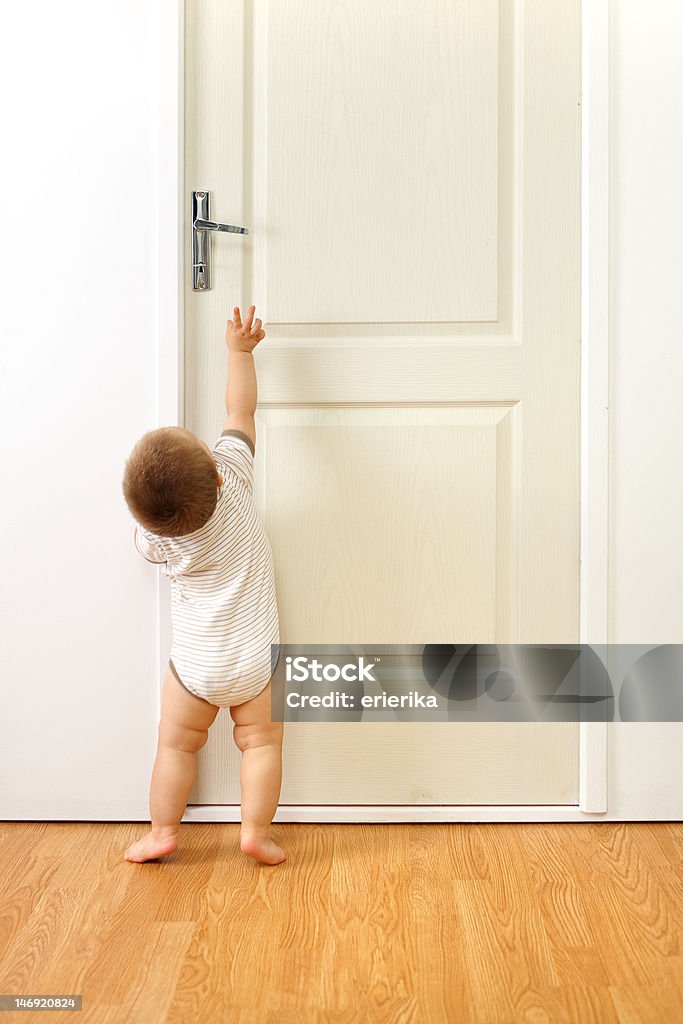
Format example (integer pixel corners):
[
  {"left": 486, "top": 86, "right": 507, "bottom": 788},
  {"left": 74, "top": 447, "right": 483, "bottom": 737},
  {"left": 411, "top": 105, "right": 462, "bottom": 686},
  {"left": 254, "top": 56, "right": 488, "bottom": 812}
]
[
  {"left": 193, "top": 218, "right": 248, "bottom": 234},
  {"left": 192, "top": 190, "right": 249, "bottom": 291}
]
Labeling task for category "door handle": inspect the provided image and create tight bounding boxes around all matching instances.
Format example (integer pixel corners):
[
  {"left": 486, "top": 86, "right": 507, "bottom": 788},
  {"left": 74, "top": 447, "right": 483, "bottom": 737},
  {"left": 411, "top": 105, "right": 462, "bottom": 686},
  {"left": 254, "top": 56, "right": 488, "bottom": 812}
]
[{"left": 192, "top": 190, "right": 249, "bottom": 291}]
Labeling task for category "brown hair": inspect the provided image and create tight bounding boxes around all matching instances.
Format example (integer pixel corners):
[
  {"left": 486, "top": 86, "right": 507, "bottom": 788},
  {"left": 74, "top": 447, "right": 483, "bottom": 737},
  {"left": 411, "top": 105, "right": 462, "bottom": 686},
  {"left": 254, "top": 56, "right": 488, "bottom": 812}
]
[{"left": 122, "top": 427, "right": 218, "bottom": 537}]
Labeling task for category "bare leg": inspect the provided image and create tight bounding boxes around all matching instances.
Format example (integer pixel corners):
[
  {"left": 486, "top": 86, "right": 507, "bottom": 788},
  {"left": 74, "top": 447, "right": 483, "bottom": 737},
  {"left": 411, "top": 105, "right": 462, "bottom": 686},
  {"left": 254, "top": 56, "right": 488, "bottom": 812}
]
[
  {"left": 230, "top": 678, "right": 286, "bottom": 865},
  {"left": 124, "top": 665, "right": 219, "bottom": 862}
]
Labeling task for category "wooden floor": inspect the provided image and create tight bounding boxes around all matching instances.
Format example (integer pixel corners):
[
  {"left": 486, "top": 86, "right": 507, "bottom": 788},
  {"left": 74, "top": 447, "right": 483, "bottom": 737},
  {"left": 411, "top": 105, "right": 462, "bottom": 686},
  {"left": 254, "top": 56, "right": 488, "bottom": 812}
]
[{"left": 1, "top": 822, "right": 682, "bottom": 1023}]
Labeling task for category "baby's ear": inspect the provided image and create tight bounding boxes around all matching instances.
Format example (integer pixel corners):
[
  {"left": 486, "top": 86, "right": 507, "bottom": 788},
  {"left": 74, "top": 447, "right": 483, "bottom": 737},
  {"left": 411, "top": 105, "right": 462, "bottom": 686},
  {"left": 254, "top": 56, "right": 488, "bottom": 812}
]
[{"left": 217, "top": 472, "right": 223, "bottom": 486}]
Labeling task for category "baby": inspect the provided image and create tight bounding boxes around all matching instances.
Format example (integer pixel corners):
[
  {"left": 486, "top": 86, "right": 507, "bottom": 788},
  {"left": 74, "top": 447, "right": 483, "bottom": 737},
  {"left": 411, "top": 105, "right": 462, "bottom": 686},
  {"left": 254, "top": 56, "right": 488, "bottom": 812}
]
[{"left": 122, "top": 305, "right": 285, "bottom": 866}]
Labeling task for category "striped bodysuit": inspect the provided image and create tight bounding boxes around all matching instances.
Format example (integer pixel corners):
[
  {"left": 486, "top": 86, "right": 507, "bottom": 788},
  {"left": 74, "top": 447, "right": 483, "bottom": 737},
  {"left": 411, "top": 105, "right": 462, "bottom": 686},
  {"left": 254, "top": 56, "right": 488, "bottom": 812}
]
[{"left": 134, "top": 429, "right": 280, "bottom": 707}]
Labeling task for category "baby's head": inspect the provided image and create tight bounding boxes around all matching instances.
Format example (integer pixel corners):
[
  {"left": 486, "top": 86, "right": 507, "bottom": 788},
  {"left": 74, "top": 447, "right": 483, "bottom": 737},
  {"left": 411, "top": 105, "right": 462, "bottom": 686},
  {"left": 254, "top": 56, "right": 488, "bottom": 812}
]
[{"left": 122, "top": 427, "right": 223, "bottom": 538}]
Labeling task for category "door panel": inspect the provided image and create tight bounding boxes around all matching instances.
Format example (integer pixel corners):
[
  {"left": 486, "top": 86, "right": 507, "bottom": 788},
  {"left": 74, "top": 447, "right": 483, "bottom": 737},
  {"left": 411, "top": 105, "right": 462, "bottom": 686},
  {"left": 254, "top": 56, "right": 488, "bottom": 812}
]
[
  {"left": 264, "top": 0, "right": 500, "bottom": 323},
  {"left": 257, "top": 407, "right": 517, "bottom": 642},
  {"left": 184, "top": 0, "right": 581, "bottom": 806}
]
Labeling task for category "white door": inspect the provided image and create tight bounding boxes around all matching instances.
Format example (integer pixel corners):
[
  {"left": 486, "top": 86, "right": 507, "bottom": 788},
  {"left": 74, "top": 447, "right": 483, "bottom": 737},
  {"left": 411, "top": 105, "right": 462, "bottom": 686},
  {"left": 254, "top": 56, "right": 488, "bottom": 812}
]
[{"left": 182, "top": 0, "right": 582, "bottom": 808}]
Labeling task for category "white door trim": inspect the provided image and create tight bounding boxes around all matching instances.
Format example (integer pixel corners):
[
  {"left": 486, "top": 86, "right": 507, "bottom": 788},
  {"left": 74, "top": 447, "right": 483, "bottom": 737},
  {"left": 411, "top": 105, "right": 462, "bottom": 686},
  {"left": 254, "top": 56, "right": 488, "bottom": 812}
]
[
  {"left": 157, "top": 0, "right": 185, "bottom": 697},
  {"left": 160, "top": 0, "right": 611, "bottom": 822},
  {"left": 579, "top": 0, "right": 610, "bottom": 814}
]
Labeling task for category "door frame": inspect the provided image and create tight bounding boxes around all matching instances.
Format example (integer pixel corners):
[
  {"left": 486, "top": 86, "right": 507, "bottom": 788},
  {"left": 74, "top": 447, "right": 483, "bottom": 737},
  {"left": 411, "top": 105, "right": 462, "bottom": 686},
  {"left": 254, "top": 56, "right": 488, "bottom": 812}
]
[{"left": 158, "top": 0, "right": 610, "bottom": 823}]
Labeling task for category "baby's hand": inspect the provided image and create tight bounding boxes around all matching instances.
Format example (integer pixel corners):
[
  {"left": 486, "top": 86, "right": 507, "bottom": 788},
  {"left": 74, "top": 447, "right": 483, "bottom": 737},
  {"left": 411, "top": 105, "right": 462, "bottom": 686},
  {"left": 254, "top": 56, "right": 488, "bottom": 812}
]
[{"left": 225, "top": 305, "right": 266, "bottom": 352}]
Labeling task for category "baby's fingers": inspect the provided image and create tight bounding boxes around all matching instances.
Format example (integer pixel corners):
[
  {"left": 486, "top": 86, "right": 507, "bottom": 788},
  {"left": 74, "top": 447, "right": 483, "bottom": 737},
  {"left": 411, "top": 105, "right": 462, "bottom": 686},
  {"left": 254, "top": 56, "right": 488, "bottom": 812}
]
[{"left": 243, "top": 305, "right": 255, "bottom": 330}]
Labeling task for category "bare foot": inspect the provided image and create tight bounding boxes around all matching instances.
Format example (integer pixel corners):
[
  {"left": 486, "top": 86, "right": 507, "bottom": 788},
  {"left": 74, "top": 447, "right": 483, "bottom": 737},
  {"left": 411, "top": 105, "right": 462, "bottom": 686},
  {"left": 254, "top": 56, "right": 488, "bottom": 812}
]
[
  {"left": 124, "top": 830, "right": 178, "bottom": 863},
  {"left": 240, "top": 831, "right": 287, "bottom": 866}
]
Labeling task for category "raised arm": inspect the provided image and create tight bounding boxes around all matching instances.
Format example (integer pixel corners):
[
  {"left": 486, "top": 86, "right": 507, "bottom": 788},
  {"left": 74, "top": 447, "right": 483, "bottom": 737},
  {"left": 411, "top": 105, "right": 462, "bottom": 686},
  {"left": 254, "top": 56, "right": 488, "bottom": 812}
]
[{"left": 223, "top": 304, "right": 266, "bottom": 449}]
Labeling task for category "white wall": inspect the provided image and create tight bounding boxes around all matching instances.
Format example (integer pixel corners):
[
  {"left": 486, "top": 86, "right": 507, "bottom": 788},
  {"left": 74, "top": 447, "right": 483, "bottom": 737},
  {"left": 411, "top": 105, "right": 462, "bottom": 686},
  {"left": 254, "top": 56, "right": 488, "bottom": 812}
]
[
  {"left": 0, "top": 0, "right": 163, "bottom": 818},
  {"left": 610, "top": 0, "right": 683, "bottom": 645},
  {"left": 606, "top": 0, "right": 683, "bottom": 818}
]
